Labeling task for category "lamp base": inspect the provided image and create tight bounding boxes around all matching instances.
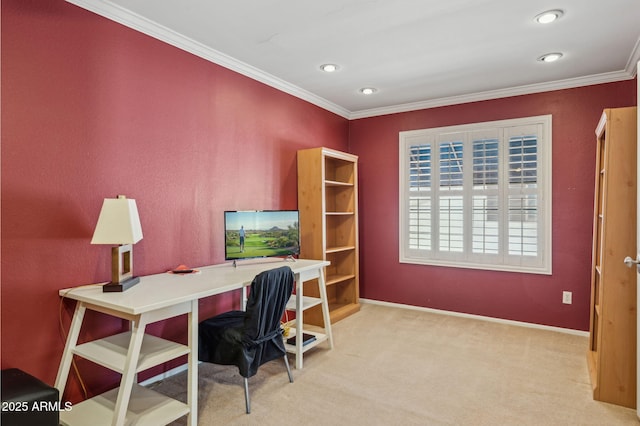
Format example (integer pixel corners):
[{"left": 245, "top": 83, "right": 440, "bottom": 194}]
[{"left": 102, "top": 276, "right": 140, "bottom": 293}]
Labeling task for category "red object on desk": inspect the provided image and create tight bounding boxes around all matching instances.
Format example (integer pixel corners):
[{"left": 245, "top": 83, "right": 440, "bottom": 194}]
[{"left": 170, "top": 264, "right": 198, "bottom": 274}]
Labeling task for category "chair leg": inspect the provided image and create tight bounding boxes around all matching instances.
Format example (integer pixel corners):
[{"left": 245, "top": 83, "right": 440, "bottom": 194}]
[
  {"left": 243, "top": 377, "right": 251, "bottom": 414},
  {"left": 283, "top": 354, "right": 294, "bottom": 383},
  {"left": 242, "top": 357, "right": 291, "bottom": 414}
]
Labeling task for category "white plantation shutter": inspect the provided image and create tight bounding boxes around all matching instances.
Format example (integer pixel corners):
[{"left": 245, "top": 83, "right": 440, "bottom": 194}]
[
  {"left": 438, "top": 137, "right": 464, "bottom": 254},
  {"left": 408, "top": 143, "right": 432, "bottom": 251},
  {"left": 472, "top": 133, "right": 500, "bottom": 256},
  {"left": 400, "top": 116, "right": 552, "bottom": 274}
]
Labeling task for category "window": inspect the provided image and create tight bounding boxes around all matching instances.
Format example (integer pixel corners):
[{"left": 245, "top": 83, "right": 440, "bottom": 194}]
[{"left": 399, "top": 115, "right": 552, "bottom": 274}]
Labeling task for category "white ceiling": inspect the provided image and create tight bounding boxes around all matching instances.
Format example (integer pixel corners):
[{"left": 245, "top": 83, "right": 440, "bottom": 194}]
[{"left": 67, "top": 0, "right": 640, "bottom": 119}]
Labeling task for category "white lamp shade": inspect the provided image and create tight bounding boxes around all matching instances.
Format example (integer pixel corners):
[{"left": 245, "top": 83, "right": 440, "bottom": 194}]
[{"left": 91, "top": 196, "right": 143, "bottom": 245}]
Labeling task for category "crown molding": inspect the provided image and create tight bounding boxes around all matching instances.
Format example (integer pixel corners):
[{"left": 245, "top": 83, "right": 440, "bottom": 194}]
[
  {"left": 67, "top": 0, "right": 637, "bottom": 122},
  {"left": 625, "top": 36, "right": 640, "bottom": 77},
  {"left": 348, "top": 69, "right": 636, "bottom": 120}
]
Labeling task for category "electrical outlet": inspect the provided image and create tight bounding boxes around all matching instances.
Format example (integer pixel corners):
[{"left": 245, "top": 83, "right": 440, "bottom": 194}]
[{"left": 562, "top": 291, "right": 572, "bottom": 304}]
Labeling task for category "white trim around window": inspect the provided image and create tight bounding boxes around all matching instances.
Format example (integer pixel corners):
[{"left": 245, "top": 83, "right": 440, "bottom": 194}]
[{"left": 399, "top": 115, "right": 552, "bottom": 275}]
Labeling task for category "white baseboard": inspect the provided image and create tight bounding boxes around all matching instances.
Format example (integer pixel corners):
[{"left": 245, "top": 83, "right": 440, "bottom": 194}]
[{"left": 359, "top": 298, "right": 589, "bottom": 337}]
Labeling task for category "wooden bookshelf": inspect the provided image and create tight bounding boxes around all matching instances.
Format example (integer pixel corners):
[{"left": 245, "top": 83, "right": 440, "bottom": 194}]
[
  {"left": 297, "top": 147, "right": 360, "bottom": 325},
  {"left": 587, "top": 107, "right": 637, "bottom": 408}
]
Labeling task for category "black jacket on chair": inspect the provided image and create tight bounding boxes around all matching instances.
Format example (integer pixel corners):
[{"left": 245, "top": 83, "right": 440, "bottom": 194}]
[{"left": 198, "top": 265, "right": 295, "bottom": 378}]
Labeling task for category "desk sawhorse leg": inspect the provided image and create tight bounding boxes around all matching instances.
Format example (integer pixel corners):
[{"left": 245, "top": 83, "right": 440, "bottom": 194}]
[
  {"left": 55, "top": 301, "right": 198, "bottom": 426},
  {"left": 292, "top": 267, "right": 334, "bottom": 369}
]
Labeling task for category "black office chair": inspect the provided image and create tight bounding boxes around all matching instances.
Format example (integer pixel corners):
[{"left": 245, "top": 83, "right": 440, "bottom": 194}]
[{"left": 198, "top": 265, "right": 295, "bottom": 414}]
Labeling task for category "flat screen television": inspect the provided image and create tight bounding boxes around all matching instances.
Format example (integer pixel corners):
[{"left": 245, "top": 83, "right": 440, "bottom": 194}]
[{"left": 224, "top": 210, "right": 300, "bottom": 261}]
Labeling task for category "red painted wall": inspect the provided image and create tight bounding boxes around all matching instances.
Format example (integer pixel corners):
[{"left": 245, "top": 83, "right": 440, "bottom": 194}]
[
  {"left": 1, "top": 0, "right": 348, "bottom": 401},
  {"left": 349, "top": 81, "right": 637, "bottom": 331}
]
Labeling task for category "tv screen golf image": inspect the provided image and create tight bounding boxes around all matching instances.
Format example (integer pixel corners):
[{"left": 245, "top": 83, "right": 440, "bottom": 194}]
[{"left": 224, "top": 211, "right": 300, "bottom": 260}]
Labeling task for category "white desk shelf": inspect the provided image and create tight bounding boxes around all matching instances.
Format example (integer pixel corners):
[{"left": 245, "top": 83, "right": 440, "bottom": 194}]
[
  {"left": 285, "top": 295, "right": 322, "bottom": 311},
  {"left": 284, "top": 329, "right": 329, "bottom": 354},
  {"left": 72, "top": 332, "right": 190, "bottom": 374},
  {"left": 60, "top": 384, "right": 189, "bottom": 426}
]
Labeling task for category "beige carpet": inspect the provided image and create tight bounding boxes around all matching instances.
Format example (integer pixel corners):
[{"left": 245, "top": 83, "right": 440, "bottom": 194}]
[{"left": 149, "top": 303, "right": 638, "bottom": 425}]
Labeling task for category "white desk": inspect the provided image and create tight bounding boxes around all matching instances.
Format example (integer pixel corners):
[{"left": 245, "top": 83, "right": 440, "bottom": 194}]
[{"left": 55, "top": 258, "right": 332, "bottom": 426}]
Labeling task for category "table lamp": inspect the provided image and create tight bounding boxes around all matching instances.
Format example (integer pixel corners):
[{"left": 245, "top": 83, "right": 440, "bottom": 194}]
[{"left": 91, "top": 195, "right": 143, "bottom": 292}]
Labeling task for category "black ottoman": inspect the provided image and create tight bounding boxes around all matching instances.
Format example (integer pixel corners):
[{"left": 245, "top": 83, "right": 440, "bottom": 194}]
[{"left": 1, "top": 368, "right": 59, "bottom": 426}]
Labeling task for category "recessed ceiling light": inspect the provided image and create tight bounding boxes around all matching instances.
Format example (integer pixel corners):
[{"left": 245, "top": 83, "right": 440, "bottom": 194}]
[
  {"left": 535, "top": 9, "right": 564, "bottom": 24},
  {"left": 360, "top": 87, "right": 377, "bottom": 95},
  {"left": 320, "top": 64, "right": 339, "bottom": 73},
  {"left": 538, "top": 52, "right": 563, "bottom": 62}
]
